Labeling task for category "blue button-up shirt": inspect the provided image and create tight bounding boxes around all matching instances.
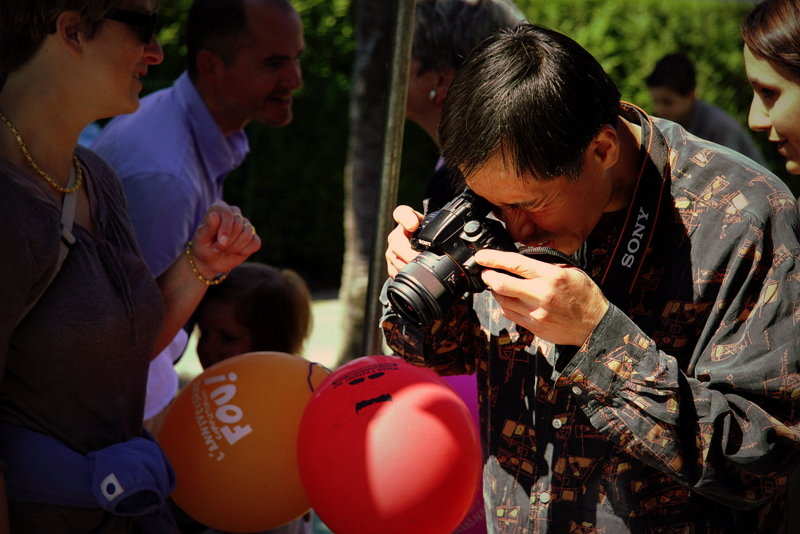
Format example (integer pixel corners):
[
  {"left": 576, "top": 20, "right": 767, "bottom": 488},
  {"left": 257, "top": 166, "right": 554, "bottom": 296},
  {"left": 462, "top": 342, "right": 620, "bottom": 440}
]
[
  {"left": 91, "top": 71, "right": 250, "bottom": 421},
  {"left": 92, "top": 71, "right": 249, "bottom": 277}
]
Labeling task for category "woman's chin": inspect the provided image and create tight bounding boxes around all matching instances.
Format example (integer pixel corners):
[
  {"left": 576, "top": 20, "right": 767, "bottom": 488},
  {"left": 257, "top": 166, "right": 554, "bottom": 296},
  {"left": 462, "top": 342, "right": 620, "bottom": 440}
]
[{"left": 116, "top": 91, "right": 143, "bottom": 116}]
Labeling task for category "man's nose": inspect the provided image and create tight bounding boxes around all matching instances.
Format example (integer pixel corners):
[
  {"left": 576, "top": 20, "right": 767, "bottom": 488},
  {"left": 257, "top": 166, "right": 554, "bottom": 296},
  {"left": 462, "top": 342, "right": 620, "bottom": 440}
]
[{"left": 284, "top": 60, "right": 303, "bottom": 91}]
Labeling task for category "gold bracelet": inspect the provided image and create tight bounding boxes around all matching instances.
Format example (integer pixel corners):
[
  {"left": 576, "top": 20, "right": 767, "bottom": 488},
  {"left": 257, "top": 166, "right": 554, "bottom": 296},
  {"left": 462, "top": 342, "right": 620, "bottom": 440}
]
[{"left": 185, "top": 241, "right": 229, "bottom": 286}]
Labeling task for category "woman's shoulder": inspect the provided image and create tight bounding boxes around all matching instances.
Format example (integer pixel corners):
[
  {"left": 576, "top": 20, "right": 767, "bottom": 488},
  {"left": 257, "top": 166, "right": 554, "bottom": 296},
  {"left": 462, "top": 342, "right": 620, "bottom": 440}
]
[
  {"left": 0, "top": 160, "right": 62, "bottom": 293},
  {"left": 75, "top": 145, "right": 117, "bottom": 181},
  {"left": 75, "top": 144, "right": 128, "bottom": 204},
  {"left": 0, "top": 158, "right": 57, "bottom": 219}
]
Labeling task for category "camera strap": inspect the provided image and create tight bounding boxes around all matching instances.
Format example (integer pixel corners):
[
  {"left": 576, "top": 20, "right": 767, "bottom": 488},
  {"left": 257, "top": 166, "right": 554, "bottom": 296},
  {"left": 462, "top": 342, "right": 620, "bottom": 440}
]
[
  {"left": 16, "top": 166, "right": 78, "bottom": 327},
  {"left": 596, "top": 102, "right": 671, "bottom": 308},
  {"left": 518, "top": 245, "right": 580, "bottom": 268}
]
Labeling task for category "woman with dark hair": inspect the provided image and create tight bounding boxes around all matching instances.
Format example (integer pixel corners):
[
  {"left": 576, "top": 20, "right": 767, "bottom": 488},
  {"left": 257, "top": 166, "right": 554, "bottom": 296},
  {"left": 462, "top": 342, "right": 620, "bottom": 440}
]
[
  {"left": 407, "top": 0, "right": 525, "bottom": 211},
  {"left": 742, "top": 0, "right": 800, "bottom": 176},
  {"left": 0, "top": 1, "right": 260, "bottom": 531}
]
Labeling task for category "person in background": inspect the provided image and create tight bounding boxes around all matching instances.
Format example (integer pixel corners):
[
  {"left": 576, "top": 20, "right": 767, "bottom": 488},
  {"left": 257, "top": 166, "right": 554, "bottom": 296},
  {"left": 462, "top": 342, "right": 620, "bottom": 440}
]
[
  {"left": 172, "top": 262, "right": 313, "bottom": 534},
  {"left": 91, "top": 0, "right": 304, "bottom": 435},
  {"left": 194, "top": 262, "right": 313, "bottom": 370},
  {"left": 646, "top": 51, "right": 767, "bottom": 165},
  {"left": 407, "top": 0, "right": 525, "bottom": 212},
  {"left": 404, "top": 4, "right": 524, "bottom": 531},
  {"left": 383, "top": 23, "right": 800, "bottom": 532},
  {"left": 0, "top": 0, "right": 261, "bottom": 531}
]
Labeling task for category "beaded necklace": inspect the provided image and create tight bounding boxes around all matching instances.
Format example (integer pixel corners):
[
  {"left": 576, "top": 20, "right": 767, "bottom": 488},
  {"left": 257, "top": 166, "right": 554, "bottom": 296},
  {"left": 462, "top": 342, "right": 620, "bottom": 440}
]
[{"left": 0, "top": 110, "right": 83, "bottom": 194}]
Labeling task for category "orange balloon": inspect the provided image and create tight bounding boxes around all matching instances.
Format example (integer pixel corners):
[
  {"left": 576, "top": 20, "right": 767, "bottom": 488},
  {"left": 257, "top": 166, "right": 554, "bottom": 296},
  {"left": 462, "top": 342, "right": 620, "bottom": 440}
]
[{"left": 159, "top": 351, "right": 330, "bottom": 533}]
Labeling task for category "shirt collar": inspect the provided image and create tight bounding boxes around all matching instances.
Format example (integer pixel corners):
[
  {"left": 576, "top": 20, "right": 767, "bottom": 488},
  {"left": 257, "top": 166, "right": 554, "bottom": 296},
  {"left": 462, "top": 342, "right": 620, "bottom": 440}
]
[{"left": 174, "top": 72, "right": 250, "bottom": 182}]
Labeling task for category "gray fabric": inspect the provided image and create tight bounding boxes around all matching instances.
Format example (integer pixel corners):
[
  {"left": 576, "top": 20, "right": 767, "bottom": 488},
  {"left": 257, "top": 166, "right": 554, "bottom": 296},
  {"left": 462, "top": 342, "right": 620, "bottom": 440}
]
[
  {"left": 15, "top": 165, "right": 78, "bottom": 325},
  {"left": 0, "top": 146, "right": 166, "bottom": 533},
  {"left": 689, "top": 99, "right": 766, "bottom": 165}
]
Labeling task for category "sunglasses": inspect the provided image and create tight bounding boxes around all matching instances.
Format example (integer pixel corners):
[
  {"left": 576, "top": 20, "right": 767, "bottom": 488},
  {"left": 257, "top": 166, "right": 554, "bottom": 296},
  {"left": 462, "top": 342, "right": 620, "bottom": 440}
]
[{"left": 104, "top": 9, "right": 158, "bottom": 44}]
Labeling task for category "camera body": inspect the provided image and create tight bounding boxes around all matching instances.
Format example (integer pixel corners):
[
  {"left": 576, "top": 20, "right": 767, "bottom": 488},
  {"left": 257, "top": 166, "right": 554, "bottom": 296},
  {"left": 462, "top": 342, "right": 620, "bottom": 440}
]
[{"left": 386, "top": 188, "right": 518, "bottom": 327}]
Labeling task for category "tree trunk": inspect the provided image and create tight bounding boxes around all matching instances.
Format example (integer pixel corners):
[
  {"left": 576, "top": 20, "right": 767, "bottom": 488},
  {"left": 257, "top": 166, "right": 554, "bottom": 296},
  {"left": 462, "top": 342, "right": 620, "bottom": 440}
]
[{"left": 336, "top": 0, "right": 395, "bottom": 366}]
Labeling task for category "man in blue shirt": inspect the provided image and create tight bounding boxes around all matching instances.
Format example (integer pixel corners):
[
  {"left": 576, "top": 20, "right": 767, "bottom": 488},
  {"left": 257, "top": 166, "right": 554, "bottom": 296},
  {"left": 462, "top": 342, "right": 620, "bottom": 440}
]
[{"left": 92, "top": 0, "right": 304, "bottom": 433}]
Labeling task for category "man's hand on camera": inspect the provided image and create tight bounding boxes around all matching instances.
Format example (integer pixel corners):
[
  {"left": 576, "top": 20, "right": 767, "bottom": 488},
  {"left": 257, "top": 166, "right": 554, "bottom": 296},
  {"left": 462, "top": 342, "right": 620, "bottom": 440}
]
[
  {"left": 386, "top": 205, "right": 425, "bottom": 279},
  {"left": 476, "top": 249, "right": 608, "bottom": 346}
]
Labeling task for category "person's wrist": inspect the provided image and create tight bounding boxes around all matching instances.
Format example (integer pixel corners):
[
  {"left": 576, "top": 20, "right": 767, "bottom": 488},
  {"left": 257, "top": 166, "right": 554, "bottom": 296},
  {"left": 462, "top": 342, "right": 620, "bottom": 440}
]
[{"left": 185, "top": 241, "right": 229, "bottom": 286}]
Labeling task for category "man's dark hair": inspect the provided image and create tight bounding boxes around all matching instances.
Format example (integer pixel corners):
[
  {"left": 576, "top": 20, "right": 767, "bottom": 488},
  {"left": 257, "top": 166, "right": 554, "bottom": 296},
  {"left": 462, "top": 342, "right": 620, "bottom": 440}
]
[
  {"left": 645, "top": 52, "right": 696, "bottom": 96},
  {"left": 187, "top": 0, "right": 247, "bottom": 78},
  {"left": 440, "top": 23, "right": 621, "bottom": 181},
  {"left": 186, "top": 0, "right": 295, "bottom": 79}
]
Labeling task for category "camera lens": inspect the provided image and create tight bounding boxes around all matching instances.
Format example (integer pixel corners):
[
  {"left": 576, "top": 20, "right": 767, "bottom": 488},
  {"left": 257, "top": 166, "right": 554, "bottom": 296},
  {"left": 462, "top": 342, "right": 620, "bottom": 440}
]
[{"left": 386, "top": 252, "right": 468, "bottom": 327}]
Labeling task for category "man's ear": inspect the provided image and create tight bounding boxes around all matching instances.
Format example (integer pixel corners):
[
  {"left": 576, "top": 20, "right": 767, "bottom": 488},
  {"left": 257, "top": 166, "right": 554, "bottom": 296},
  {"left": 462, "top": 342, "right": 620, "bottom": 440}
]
[
  {"left": 589, "top": 124, "right": 620, "bottom": 172},
  {"left": 196, "top": 49, "right": 225, "bottom": 82},
  {"left": 54, "top": 11, "right": 85, "bottom": 57}
]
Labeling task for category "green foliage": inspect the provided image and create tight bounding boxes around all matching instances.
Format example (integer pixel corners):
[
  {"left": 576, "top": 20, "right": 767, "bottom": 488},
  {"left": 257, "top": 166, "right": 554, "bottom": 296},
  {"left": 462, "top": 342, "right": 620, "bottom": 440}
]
[
  {"left": 145, "top": 0, "right": 191, "bottom": 91},
  {"left": 133, "top": 0, "right": 796, "bottom": 293},
  {"left": 516, "top": 0, "right": 797, "bottom": 192},
  {"left": 222, "top": 0, "right": 355, "bottom": 291}
]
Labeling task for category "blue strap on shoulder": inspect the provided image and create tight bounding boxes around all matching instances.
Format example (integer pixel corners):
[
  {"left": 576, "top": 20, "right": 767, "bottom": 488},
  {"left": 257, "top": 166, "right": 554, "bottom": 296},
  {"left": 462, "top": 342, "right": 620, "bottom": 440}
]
[{"left": 0, "top": 420, "right": 175, "bottom": 516}]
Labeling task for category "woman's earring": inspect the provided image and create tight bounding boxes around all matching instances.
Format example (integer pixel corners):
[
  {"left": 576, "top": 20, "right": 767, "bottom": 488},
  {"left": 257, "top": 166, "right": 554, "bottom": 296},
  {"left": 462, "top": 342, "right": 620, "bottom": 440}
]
[{"left": 428, "top": 89, "right": 437, "bottom": 102}]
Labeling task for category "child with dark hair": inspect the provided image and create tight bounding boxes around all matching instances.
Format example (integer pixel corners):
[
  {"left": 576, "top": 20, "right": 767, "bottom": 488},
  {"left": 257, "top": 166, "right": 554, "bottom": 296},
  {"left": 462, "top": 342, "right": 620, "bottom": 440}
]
[
  {"left": 194, "top": 262, "right": 313, "bottom": 370},
  {"left": 645, "top": 52, "right": 766, "bottom": 164},
  {"left": 173, "top": 262, "right": 313, "bottom": 534}
]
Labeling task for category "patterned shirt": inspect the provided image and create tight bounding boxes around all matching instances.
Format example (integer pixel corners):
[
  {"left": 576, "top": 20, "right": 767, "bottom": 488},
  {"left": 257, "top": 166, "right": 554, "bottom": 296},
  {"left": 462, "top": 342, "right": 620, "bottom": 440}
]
[{"left": 382, "top": 105, "right": 800, "bottom": 533}]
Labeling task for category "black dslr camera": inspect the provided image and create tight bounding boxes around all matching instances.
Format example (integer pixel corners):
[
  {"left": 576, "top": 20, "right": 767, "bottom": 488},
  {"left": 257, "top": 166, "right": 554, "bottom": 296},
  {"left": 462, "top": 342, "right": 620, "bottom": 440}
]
[{"left": 386, "top": 188, "right": 518, "bottom": 327}]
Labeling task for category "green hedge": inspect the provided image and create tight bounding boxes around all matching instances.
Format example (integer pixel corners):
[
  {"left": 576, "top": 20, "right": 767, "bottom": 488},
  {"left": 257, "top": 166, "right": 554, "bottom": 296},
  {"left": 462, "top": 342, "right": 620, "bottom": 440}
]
[
  {"left": 134, "top": 0, "right": 794, "bottom": 293},
  {"left": 520, "top": 0, "right": 789, "bottom": 182}
]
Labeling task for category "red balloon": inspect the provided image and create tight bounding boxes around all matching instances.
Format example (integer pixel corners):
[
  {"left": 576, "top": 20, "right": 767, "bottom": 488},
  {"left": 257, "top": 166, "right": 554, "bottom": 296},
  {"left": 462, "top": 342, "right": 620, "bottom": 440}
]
[{"left": 297, "top": 355, "right": 482, "bottom": 534}]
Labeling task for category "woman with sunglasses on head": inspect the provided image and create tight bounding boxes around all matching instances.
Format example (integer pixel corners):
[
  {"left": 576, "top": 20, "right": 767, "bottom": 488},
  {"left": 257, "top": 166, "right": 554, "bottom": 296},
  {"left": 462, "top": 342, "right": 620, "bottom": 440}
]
[
  {"left": 742, "top": 0, "right": 800, "bottom": 181},
  {"left": 0, "top": 1, "right": 261, "bottom": 532}
]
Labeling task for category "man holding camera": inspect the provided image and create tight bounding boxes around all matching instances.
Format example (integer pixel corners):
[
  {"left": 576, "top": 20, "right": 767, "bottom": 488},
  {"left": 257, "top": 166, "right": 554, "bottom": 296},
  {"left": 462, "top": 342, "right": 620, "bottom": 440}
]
[{"left": 382, "top": 23, "right": 800, "bottom": 533}]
